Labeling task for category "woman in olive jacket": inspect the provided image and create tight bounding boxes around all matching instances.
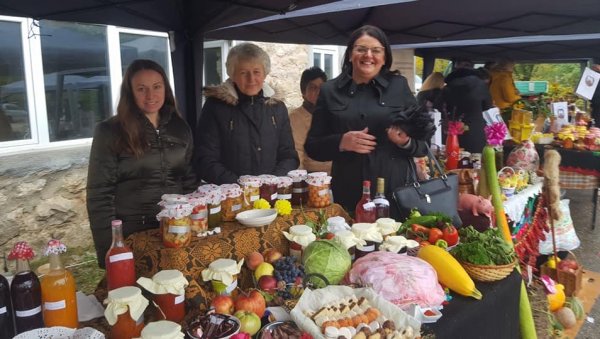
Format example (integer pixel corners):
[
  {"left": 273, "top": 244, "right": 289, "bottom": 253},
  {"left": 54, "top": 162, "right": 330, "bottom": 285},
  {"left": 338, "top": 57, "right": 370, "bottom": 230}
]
[
  {"left": 86, "top": 60, "right": 196, "bottom": 268},
  {"left": 305, "top": 25, "right": 429, "bottom": 218},
  {"left": 196, "top": 43, "right": 298, "bottom": 184}
]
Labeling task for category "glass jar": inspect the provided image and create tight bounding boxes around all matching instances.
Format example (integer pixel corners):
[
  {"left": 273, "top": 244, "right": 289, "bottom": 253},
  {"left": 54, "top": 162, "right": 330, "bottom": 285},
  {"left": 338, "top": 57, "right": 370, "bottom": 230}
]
[
  {"left": 288, "top": 170, "right": 308, "bottom": 206},
  {"left": 258, "top": 175, "right": 278, "bottom": 206},
  {"left": 198, "top": 184, "right": 223, "bottom": 230},
  {"left": 333, "top": 230, "right": 364, "bottom": 262},
  {"left": 376, "top": 218, "right": 399, "bottom": 240},
  {"left": 105, "top": 286, "right": 148, "bottom": 339},
  {"left": 283, "top": 225, "right": 316, "bottom": 261},
  {"left": 140, "top": 320, "right": 183, "bottom": 338},
  {"left": 186, "top": 193, "right": 208, "bottom": 233},
  {"left": 276, "top": 176, "right": 293, "bottom": 202},
  {"left": 157, "top": 203, "right": 193, "bottom": 248},
  {"left": 201, "top": 259, "right": 242, "bottom": 298},
  {"left": 137, "top": 270, "right": 188, "bottom": 324},
  {"left": 305, "top": 172, "right": 332, "bottom": 208},
  {"left": 220, "top": 184, "right": 243, "bottom": 222},
  {"left": 238, "top": 176, "right": 261, "bottom": 210},
  {"left": 351, "top": 223, "right": 383, "bottom": 260}
]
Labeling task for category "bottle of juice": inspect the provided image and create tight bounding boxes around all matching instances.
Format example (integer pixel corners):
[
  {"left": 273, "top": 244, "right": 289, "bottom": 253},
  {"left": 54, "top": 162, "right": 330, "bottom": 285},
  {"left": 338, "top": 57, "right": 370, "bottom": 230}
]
[
  {"left": 0, "top": 268, "right": 15, "bottom": 337},
  {"left": 41, "top": 239, "right": 79, "bottom": 328},
  {"left": 8, "top": 241, "right": 44, "bottom": 334},
  {"left": 105, "top": 220, "right": 136, "bottom": 291},
  {"left": 355, "top": 180, "right": 376, "bottom": 223}
]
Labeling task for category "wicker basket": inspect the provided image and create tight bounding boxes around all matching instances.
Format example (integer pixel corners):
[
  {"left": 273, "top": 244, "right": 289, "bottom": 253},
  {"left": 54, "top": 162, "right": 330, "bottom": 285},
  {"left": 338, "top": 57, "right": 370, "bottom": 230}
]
[
  {"left": 460, "top": 260, "right": 517, "bottom": 282},
  {"left": 539, "top": 251, "right": 582, "bottom": 297}
]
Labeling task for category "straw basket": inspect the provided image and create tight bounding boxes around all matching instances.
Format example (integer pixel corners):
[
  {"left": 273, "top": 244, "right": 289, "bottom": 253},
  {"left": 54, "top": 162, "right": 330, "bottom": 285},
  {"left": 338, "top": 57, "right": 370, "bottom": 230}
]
[
  {"left": 540, "top": 251, "right": 582, "bottom": 297},
  {"left": 460, "top": 260, "right": 517, "bottom": 282}
]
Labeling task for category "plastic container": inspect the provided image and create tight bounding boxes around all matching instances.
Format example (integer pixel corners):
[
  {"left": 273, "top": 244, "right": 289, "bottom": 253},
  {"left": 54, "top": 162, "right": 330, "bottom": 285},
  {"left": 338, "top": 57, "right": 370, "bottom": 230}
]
[
  {"left": 238, "top": 176, "right": 261, "bottom": 210},
  {"left": 201, "top": 259, "right": 243, "bottom": 298},
  {"left": 220, "top": 184, "right": 243, "bottom": 222},
  {"left": 157, "top": 203, "right": 193, "bottom": 248},
  {"left": 276, "top": 176, "right": 293, "bottom": 202},
  {"left": 288, "top": 170, "right": 308, "bottom": 206},
  {"left": 105, "top": 286, "right": 148, "bottom": 339},
  {"left": 137, "top": 270, "right": 188, "bottom": 323},
  {"left": 305, "top": 172, "right": 332, "bottom": 208}
]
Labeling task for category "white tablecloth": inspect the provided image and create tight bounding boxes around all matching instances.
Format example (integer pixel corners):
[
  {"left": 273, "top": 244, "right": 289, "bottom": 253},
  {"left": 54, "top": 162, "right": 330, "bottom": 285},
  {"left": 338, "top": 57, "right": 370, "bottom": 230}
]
[{"left": 503, "top": 182, "right": 543, "bottom": 222}]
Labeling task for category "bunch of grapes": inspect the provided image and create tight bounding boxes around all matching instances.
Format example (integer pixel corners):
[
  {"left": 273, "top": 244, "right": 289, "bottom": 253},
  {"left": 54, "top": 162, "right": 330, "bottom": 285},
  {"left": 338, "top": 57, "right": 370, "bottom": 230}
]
[{"left": 273, "top": 256, "right": 304, "bottom": 284}]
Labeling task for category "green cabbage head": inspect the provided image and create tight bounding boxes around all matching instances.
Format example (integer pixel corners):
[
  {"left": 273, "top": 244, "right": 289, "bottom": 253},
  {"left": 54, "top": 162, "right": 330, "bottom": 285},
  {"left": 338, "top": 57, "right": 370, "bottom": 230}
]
[{"left": 302, "top": 239, "right": 351, "bottom": 288}]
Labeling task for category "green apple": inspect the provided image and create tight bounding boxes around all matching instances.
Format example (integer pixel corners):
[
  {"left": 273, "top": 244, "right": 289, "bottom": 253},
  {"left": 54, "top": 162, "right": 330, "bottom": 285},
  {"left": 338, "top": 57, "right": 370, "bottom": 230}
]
[{"left": 233, "top": 310, "right": 261, "bottom": 336}]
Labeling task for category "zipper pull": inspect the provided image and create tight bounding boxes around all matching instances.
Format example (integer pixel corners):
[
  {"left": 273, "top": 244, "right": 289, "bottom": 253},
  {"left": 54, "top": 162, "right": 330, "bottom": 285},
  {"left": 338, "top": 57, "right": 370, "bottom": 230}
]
[
  {"left": 229, "top": 120, "right": 234, "bottom": 131},
  {"left": 271, "top": 116, "right": 276, "bottom": 127}
]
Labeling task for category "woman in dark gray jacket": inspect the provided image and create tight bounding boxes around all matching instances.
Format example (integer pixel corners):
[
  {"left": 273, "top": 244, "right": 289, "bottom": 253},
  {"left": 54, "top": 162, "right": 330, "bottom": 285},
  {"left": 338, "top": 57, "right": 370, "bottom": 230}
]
[
  {"left": 86, "top": 59, "right": 196, "bottom": 268},
  {"left": 196, "top": 43, "right": 299, "bottom": 184}
]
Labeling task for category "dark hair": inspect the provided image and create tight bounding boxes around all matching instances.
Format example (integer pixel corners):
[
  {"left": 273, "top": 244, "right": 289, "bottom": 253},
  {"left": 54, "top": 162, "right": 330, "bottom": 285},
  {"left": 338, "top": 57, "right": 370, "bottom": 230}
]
[
  {"left": 475, "top": 67, "right": 491, "bottom": 81},
  {"left": 115, "top": 59, "right": 178, "bottom": 157},
  {"left": 453, "top": 58, "right": 474, "bottom": 69},
  {"left": 300, "top": 67, "right": 327, "bottom": 94},
  {"left": 341, "top": 25, "right": 393, "bottom": 75}
]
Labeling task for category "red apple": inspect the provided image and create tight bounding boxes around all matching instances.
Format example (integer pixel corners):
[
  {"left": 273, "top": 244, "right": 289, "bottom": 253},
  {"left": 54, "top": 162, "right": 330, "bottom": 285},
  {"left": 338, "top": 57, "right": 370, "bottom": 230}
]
[
  {"left": 211, "top": 295, "right": 235, "bottom": 315},
  {"left": 257, "top": 275, "right": 278, "bottom": 294},
  {"left": 234, "top": 290, "right": 266, "bottom": 318},
  {"left": 233, "top": 310, "right": 261, "bottom": 336},
  {"left": 557, "top": 259, "right": 579, "bottom": 271},
  {"left": 262, "top": 248, "right": 283, "bottom": 264},
  {"left": 245, "top": 251, "right": 264, "bottom": 270}
]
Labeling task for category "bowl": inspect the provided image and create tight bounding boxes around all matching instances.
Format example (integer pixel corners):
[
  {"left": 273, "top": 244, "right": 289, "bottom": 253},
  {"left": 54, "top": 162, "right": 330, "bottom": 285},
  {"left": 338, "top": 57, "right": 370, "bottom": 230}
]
[
  {"left": 186, "top": 313, "right": 241, "bottom": 339},
  {"left": 235, "top": 209, "right": 278, "bottom": 227},
  {"left": 418, "top": 307, "right": 443, "bottom": 324},
  {"left": 257, "top": 321, "right": 302, "bottom": 339}
]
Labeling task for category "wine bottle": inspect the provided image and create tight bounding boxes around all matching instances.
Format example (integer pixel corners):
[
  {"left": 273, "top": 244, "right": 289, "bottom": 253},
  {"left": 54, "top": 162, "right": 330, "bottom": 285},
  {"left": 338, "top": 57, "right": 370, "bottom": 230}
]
[
  {"left": 355, "top": 180, "right": 376, "bottom": 223},
  {"left": 373, "top": 177, "right": 390, "bottom": 218}
]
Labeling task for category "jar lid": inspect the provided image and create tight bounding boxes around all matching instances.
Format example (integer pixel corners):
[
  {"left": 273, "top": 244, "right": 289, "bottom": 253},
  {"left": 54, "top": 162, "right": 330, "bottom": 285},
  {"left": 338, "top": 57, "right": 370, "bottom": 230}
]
[
  {"left": 201, "top": 258, "right": 243, "bottom": 285},
  {"left": 277, "top": 176, "right": 293, "bottom": 188},
  {"left": 141, "top": 320, "right": 184, "bottom": 339},
  {"left": 327, "top": 216, "right": 350, "bottom": 233},
  {"left": 104, "top": 286, "right": 149, "bottom": 326},
  {"left": 221, "top": 183, "right": 242, "bottom": 198},
  {"left": 334, "top": 230, "right": 366, "bottom": 249},
  {"left": 287, "top": 169, "right": 307, "bottom": 181},
  {"left": 283, "top": 225, "right": 317, "bottom": 247},
  {"left": 290, "top": 224, "right": 313, "bottom": 235},
  {"left": 352, "top": 223, "right": 383, "bottom": 243},
  {"left": 376, "top": 218, "right": 399, "bottom": 236},
  {"left": 186, "top": 193, "right": 207, "bottom": 206},
  {"left": 238, "top": 176, "right": 261, "bottom": 187},
  {"left": 156, "top": 203, "right": 193, "bottom": 221},
  {"left": 259, "top": 175, "right": 278, "bottom": 185},
  {"left": 196, "top": 184, "right": 220, "bottom": 194},
  {"left": 107, "top": 286, "right": 143, "bottom": 302},
  {"left": 159, "top": 194, "right": 188, "bottom": 207},
  {"left": 305, "top": 174, "right": 332, "bottom": 186},
  {"left": 379, "top": 236, "right": 420, "bottom": 253}
]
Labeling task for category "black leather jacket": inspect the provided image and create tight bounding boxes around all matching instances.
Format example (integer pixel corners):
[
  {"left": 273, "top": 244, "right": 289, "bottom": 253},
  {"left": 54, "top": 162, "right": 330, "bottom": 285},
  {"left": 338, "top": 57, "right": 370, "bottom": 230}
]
[
  {"left": 305, "top": 71, "right": 428, "bottom": 217},
  {"left": 86, "top": 110, "right": 196, "bottom": 267}
]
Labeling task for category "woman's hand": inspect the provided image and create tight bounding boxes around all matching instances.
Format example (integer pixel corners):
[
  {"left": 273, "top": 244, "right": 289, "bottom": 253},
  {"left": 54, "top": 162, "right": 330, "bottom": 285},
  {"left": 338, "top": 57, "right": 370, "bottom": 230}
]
[
  {"left": 387, "top": 126, "right": 411, "bottom": 148},
  {"left": 339, "top": 127, "right": 377, "bottom": 154}
]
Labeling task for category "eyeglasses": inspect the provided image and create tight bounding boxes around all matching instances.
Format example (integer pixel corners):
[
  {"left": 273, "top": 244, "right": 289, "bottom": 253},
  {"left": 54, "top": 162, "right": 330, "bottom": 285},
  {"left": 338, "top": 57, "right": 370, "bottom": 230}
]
[{"left": 353, "top": 45, "right": 385, "bottom": 56}]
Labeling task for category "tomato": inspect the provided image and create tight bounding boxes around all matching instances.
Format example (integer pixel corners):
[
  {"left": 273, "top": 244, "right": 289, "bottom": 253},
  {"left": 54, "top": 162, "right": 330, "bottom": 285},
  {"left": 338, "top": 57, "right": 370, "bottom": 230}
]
[
  {"left": 428, "top": 228, "right": 444, "bottom": 244},
  {"left": 443, "top": 225, "right": 459, "bottom": 246}
]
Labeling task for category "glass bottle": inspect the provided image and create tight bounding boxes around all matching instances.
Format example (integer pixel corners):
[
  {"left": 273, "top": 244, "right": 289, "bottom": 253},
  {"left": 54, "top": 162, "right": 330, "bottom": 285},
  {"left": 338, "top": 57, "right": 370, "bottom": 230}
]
[
  {"left": 355, "top": 180, "right": 376, "bottom": 223},
  {"left": 41, "top": 240, "right": 78, "bottom": 328},
  {"left": 105, "top": 220, "right": 136, "bottom": 291},
  {"left": 373, "top": 177, "right": 390, "bottom": 219},
  {"left": 0, "top": 269, "right": 15, "bottom": 338},
  {"left": 11, "top": 259, "right": 44, "bottom": 333}
]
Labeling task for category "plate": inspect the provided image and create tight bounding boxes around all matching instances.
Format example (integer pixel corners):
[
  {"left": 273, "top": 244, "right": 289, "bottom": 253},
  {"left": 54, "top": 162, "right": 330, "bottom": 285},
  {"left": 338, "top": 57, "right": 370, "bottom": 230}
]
[
  {"left": 186, "top": 313, "right": 241, "bottom": 339},
  {"left": 257, "top": 321, "right": 302, "bottom": 339},
  {"left": 14, "top": 327, "right": 105, "bottom": 339},
  {"left": 235, "top": 209, "right": 277, "bottom": 227}
]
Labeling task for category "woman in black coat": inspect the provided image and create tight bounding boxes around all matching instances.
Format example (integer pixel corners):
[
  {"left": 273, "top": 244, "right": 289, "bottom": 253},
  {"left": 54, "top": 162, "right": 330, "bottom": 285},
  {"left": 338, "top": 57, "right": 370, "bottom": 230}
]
[
  {"left": 195, "top": 43, "right": 299, "bottom": 184},
  {"left": 305, "top": 25, "right": 430, "bottom": 218},
  {"left": 86, "top": 59, "right": 196, "bottom": 267}
]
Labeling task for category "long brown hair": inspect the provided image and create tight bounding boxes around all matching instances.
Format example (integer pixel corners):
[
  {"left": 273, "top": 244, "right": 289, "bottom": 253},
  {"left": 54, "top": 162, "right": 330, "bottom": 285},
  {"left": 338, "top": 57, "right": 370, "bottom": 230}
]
[{"left": 115, "top": 59, "right": 178, "bottom": 157}]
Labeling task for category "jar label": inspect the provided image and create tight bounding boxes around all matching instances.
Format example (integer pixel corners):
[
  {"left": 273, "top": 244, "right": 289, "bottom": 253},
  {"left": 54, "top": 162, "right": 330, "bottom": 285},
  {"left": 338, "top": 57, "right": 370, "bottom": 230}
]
[
  {"left": 373, "top": 198, "right": 390, "bottom": 206},
  {"left": 44, "top": 300, "right": 66, "bottom": 311},
  {"left": 191, "top": 210, "right": 208, "bottom": 219},
  {"left": 359, "top": 244, "right": 375, "bottom": 252},
  {"left": 292, "top": 188, "right": 304, "bottom": 193},
  {"left": 290, "top": 248, "right": 302, "bottom": 260},
  {"left": 318, "top": 189, "right": 328, "bottom": 196},
  {"left": 250, "top": 195, "right": 259, "bottom": 202},
  {"left": 270, "top": 193, "right": 278, "bottom": 200},
  {"left": 16, "top": 306, "right": 41, "bottom": 317},
  {"left": 278, "top": 194, "right": 292, "bottom": 200},
  {"left": 226, "top": 279, "right": 238, "bottom": 294},
  {"left": 175, "top": 294, "right": 185, "bottom": 304},
  {"left": 109, "top": 251, "right": 134, "bottom": 263},
  {"left": 232, "top": 204, "right": 242, "bottom": 212},
  {"left": 362, "top": 202, "right": 376, "bottom": 210},
  {"left": 0, "top": 306, "right": 6, "bottom": 314},
  {"left": 169, "top": 225, "right": 190, "bottom": 234},
  {"left": 210, "top": 205, "right": 221, "bottom": 214}
]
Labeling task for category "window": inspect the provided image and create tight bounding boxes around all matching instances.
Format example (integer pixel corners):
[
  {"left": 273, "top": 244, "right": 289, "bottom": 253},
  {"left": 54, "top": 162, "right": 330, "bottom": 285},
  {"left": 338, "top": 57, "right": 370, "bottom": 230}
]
[
  {"left": 203, "top": 41, "right": 229, "bottom": 86},
  {"left": 311, "top": 46, "right": 340, "bottom": 79},
  {"left": 0, "top": 16, "right": 172, "bottom": 154}
]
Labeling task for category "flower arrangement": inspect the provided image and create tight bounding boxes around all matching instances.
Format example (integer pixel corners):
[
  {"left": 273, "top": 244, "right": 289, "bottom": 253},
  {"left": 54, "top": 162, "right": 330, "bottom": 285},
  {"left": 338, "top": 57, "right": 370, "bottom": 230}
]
[
  {"left": 484, "top": 122, "right": 508, "bottom": 147},
  {"left": 447, "top": 120, "right": 468, "bottom": 136},
  {"left": 274, "top": 200, "right": 292, "bottom": 216},
  {"left": 253, "top": 198, "right": 271, "bottom": 210}
]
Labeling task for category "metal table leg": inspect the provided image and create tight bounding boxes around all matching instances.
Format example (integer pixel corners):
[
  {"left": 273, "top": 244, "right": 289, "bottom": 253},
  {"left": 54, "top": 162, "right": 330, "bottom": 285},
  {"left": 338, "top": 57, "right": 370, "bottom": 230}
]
[{"left": 593, "top": 188, "right": 599, "bottom": 230}]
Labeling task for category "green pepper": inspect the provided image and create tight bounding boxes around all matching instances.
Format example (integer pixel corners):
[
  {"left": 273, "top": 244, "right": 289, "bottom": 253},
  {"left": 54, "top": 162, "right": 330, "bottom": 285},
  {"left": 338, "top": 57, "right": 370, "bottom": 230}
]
[{"left": 435, "top": 239, "right": 448, "bottom": 249}]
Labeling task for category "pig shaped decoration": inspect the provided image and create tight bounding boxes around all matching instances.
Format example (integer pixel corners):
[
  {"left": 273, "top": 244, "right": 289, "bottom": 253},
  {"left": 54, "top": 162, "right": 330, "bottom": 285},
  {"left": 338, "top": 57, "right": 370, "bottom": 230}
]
[{"left": 458, "top": 193, "right": 493, "bottom": 218}]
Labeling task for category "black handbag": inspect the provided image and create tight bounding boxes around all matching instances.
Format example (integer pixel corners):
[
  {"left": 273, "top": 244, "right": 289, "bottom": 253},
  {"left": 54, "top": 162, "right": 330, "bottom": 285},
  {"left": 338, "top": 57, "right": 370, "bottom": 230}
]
[{"left": 392, "top": 145, "right": 462, "bottom": 226}]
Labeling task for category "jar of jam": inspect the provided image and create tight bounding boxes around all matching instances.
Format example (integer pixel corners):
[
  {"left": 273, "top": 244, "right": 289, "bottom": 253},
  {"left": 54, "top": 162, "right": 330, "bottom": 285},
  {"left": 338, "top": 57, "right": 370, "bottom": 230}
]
[
  {"left": 287, "top": 170, "right": 308, "bottom": 206},
  {"left": 197, "top": 184, "right": 223, "bottom": 230},
  {"left": 276, "top": 176, "right": 293, "bottom": 202},
  {"left": 137, "top": 270, "right": 188, "bottom": 323},
  {"left": 201, "top": 259, "right": 243, "bottom": 298},
  {"left": 186, "top": 193, "right": 208, "bottom": 233},
  {"left": 220, "top": 184, "right": 243, "bottom": 222},
  {"left": 283, "top": 225, "right": 316, "bottom": 261},
  {"left": 333, "top": 230, "right": 365, "bottom": 262},
  {"left": 238, "top": 176, "right": 261, "bottom": 210},
  {"left": 351, "top": 223, "right": 383, "bottom": 260},
  {"left": 327, "top": 216, "right": 350, "bottom": 232},
  {"left": 305, "top": 172, "right": 332, "bottom": 208},
  {"left": 156, "top": 203, "right": 193, "bottom": 248},
  {"left": 258, "top": 175, "right": 278, "bottom": 206},
  {"left": 104, "top": 286, "right": 148, "bottom": 339},
  {"left": 140, "top": 320, "right": 183, "bottom": 338},
  {"left": 376, "top": 218, "right": 399, "bottom": 240}
]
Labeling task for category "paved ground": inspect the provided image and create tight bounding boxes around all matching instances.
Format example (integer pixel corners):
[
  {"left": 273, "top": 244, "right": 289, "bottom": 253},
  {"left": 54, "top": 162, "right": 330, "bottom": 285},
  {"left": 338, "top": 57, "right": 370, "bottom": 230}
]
[{"left": 564, "top": 188, "right": 600, "bottom": 339}]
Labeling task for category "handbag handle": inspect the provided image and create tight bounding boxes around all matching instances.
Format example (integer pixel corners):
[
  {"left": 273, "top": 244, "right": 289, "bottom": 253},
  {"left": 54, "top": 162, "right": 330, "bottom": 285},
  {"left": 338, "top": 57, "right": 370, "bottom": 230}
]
[{"left": 407, "top": 144, "right": 448, "bottom": 185}]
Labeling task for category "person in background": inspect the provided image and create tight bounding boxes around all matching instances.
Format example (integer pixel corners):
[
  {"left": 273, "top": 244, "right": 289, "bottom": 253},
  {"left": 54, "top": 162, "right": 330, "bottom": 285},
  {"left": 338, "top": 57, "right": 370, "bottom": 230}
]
[
  {"left": 196, "top": 42, "right": 299, "bottom": 184},
  {"left": 305, "top": 25, "right": 431, "bottom": 218},
  {"left": 444, "top": 58, "right": 493, "bottom": 153},
  {"left": 489, "top": 57, "right": 521, "bottom": 110},
  {"left": 416, "top": 71, "right": 446, "bottom": 113},
  {"left": 289, "top": 67, "right": 332, "bottom": 174},
  {"left": 86, "top": 59, "right": 196, "bottom": 268},
  {"left": 590, "top": 64, "right": 600, "bottom": 127}
]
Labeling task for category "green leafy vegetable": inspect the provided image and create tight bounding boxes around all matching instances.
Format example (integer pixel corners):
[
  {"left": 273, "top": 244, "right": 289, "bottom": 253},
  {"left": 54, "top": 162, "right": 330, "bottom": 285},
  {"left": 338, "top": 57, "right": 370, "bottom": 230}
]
[{"left": 450, "top": 226, "right": 516, "bottom": 265}]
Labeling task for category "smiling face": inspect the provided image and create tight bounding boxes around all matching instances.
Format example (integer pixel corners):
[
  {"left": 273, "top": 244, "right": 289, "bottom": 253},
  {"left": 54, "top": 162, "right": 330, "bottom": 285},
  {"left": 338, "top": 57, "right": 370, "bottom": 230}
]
[
  {"left": 131, "top": 69, "right": 165, "bottom": 117},
  {"left": 232, "top": 59, "right": 266, "bottom": 96},
  {"left": 350, "top": 34, "right": 386, "bottom": 84}
]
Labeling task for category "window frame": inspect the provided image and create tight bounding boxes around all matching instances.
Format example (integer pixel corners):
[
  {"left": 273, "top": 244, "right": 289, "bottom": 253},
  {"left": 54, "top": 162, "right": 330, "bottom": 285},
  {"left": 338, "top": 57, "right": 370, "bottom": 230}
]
[{"left": 310, "top": 45, "right": 341, "bottom": 79}]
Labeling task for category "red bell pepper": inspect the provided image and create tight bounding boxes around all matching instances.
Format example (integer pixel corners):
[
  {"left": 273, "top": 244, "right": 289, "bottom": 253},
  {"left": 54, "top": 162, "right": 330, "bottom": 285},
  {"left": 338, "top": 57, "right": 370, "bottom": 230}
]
[{"left": 442, "top": 225, "right": 459, "bottom": 246}]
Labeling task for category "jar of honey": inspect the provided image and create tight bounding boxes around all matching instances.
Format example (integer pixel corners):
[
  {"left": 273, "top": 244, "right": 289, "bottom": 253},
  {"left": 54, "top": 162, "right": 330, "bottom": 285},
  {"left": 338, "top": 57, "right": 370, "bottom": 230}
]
[
  {"left": 238, "top": 176, "right": 261, "bottom": 210},
  {"left": 220, "top": 184, "right": 243, "bottom": 222},
  {"left": 104, "top": 286, "right": 148, "bottom": 338},
  {"left": 201, "top": 259, "right": 243, "bottom": 298},
  {"left": 287, "top": 170, "right": 308, "bottom": 206},
  {"left": 137, "top": 270, "right": 188, "bottom": 323},
  {"left": 305, "top": 172, "right": 332, "bottom": 208},
  {"left": 283, "top": 225, "right": 316, "bottom": 260}
]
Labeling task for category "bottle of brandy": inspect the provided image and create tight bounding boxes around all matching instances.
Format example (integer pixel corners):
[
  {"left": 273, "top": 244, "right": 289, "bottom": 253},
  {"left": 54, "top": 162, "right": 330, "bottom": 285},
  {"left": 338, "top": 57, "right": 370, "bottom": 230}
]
[
  {"left": 355, "top": 180, "right": 376, "bottom": 223},
  {"left": 373, "top": 177, "right": 390, "bottom": 218}
]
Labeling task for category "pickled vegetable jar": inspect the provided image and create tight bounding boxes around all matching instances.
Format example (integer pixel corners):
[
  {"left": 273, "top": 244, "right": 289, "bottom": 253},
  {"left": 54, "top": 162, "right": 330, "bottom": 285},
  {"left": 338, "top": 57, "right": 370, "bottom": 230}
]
[
  {"left": 157, "top": 203, "right": 193, "bottom": 248},
  {"left": 287, "top": 170, "right": 308, "bottom": 206},
  {"left": 137, "top": 270, "right": 188, "bottom": 324},
  {"left": 276, "top": 176, "right": 293, "bottom": 202},
  {"left": 305, "top": 172, "right": 332, "bottom": 208},
  {"left": 186, "top": 193, "right": 208, "bottom": 233},
  {"left": 220, "top": 184, "right": 243, "bottom": 222},
  {"left": 238, "top": 176, "right": 261, "bottom": 210},
  {"left": 201, "top": 259, "right": 243, "bottom": 298},
  {"left": 197, "top": 184, "right": 223, "bottom": 229},
  {"left": 105, "top": 286, "right": 148, "bottom": 339}
]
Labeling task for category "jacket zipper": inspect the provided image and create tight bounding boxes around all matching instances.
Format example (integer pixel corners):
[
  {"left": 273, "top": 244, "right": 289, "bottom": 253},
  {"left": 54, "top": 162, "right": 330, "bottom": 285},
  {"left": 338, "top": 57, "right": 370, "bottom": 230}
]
[
  {"left": 271, "top": 116, "right": 276, "bottom": 128},
  {"left": 156, "top": 129, "right": 166, "bottom": 186}
]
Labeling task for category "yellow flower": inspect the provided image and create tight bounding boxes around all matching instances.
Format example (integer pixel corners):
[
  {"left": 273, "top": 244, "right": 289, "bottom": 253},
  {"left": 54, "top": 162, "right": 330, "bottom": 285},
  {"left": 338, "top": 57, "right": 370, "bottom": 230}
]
[
  {"left": 253, "top": 198, "right": 271, "bottom": 209},
  {"left": 274, "top": 199, "right": 292, "bottom": 216}
]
